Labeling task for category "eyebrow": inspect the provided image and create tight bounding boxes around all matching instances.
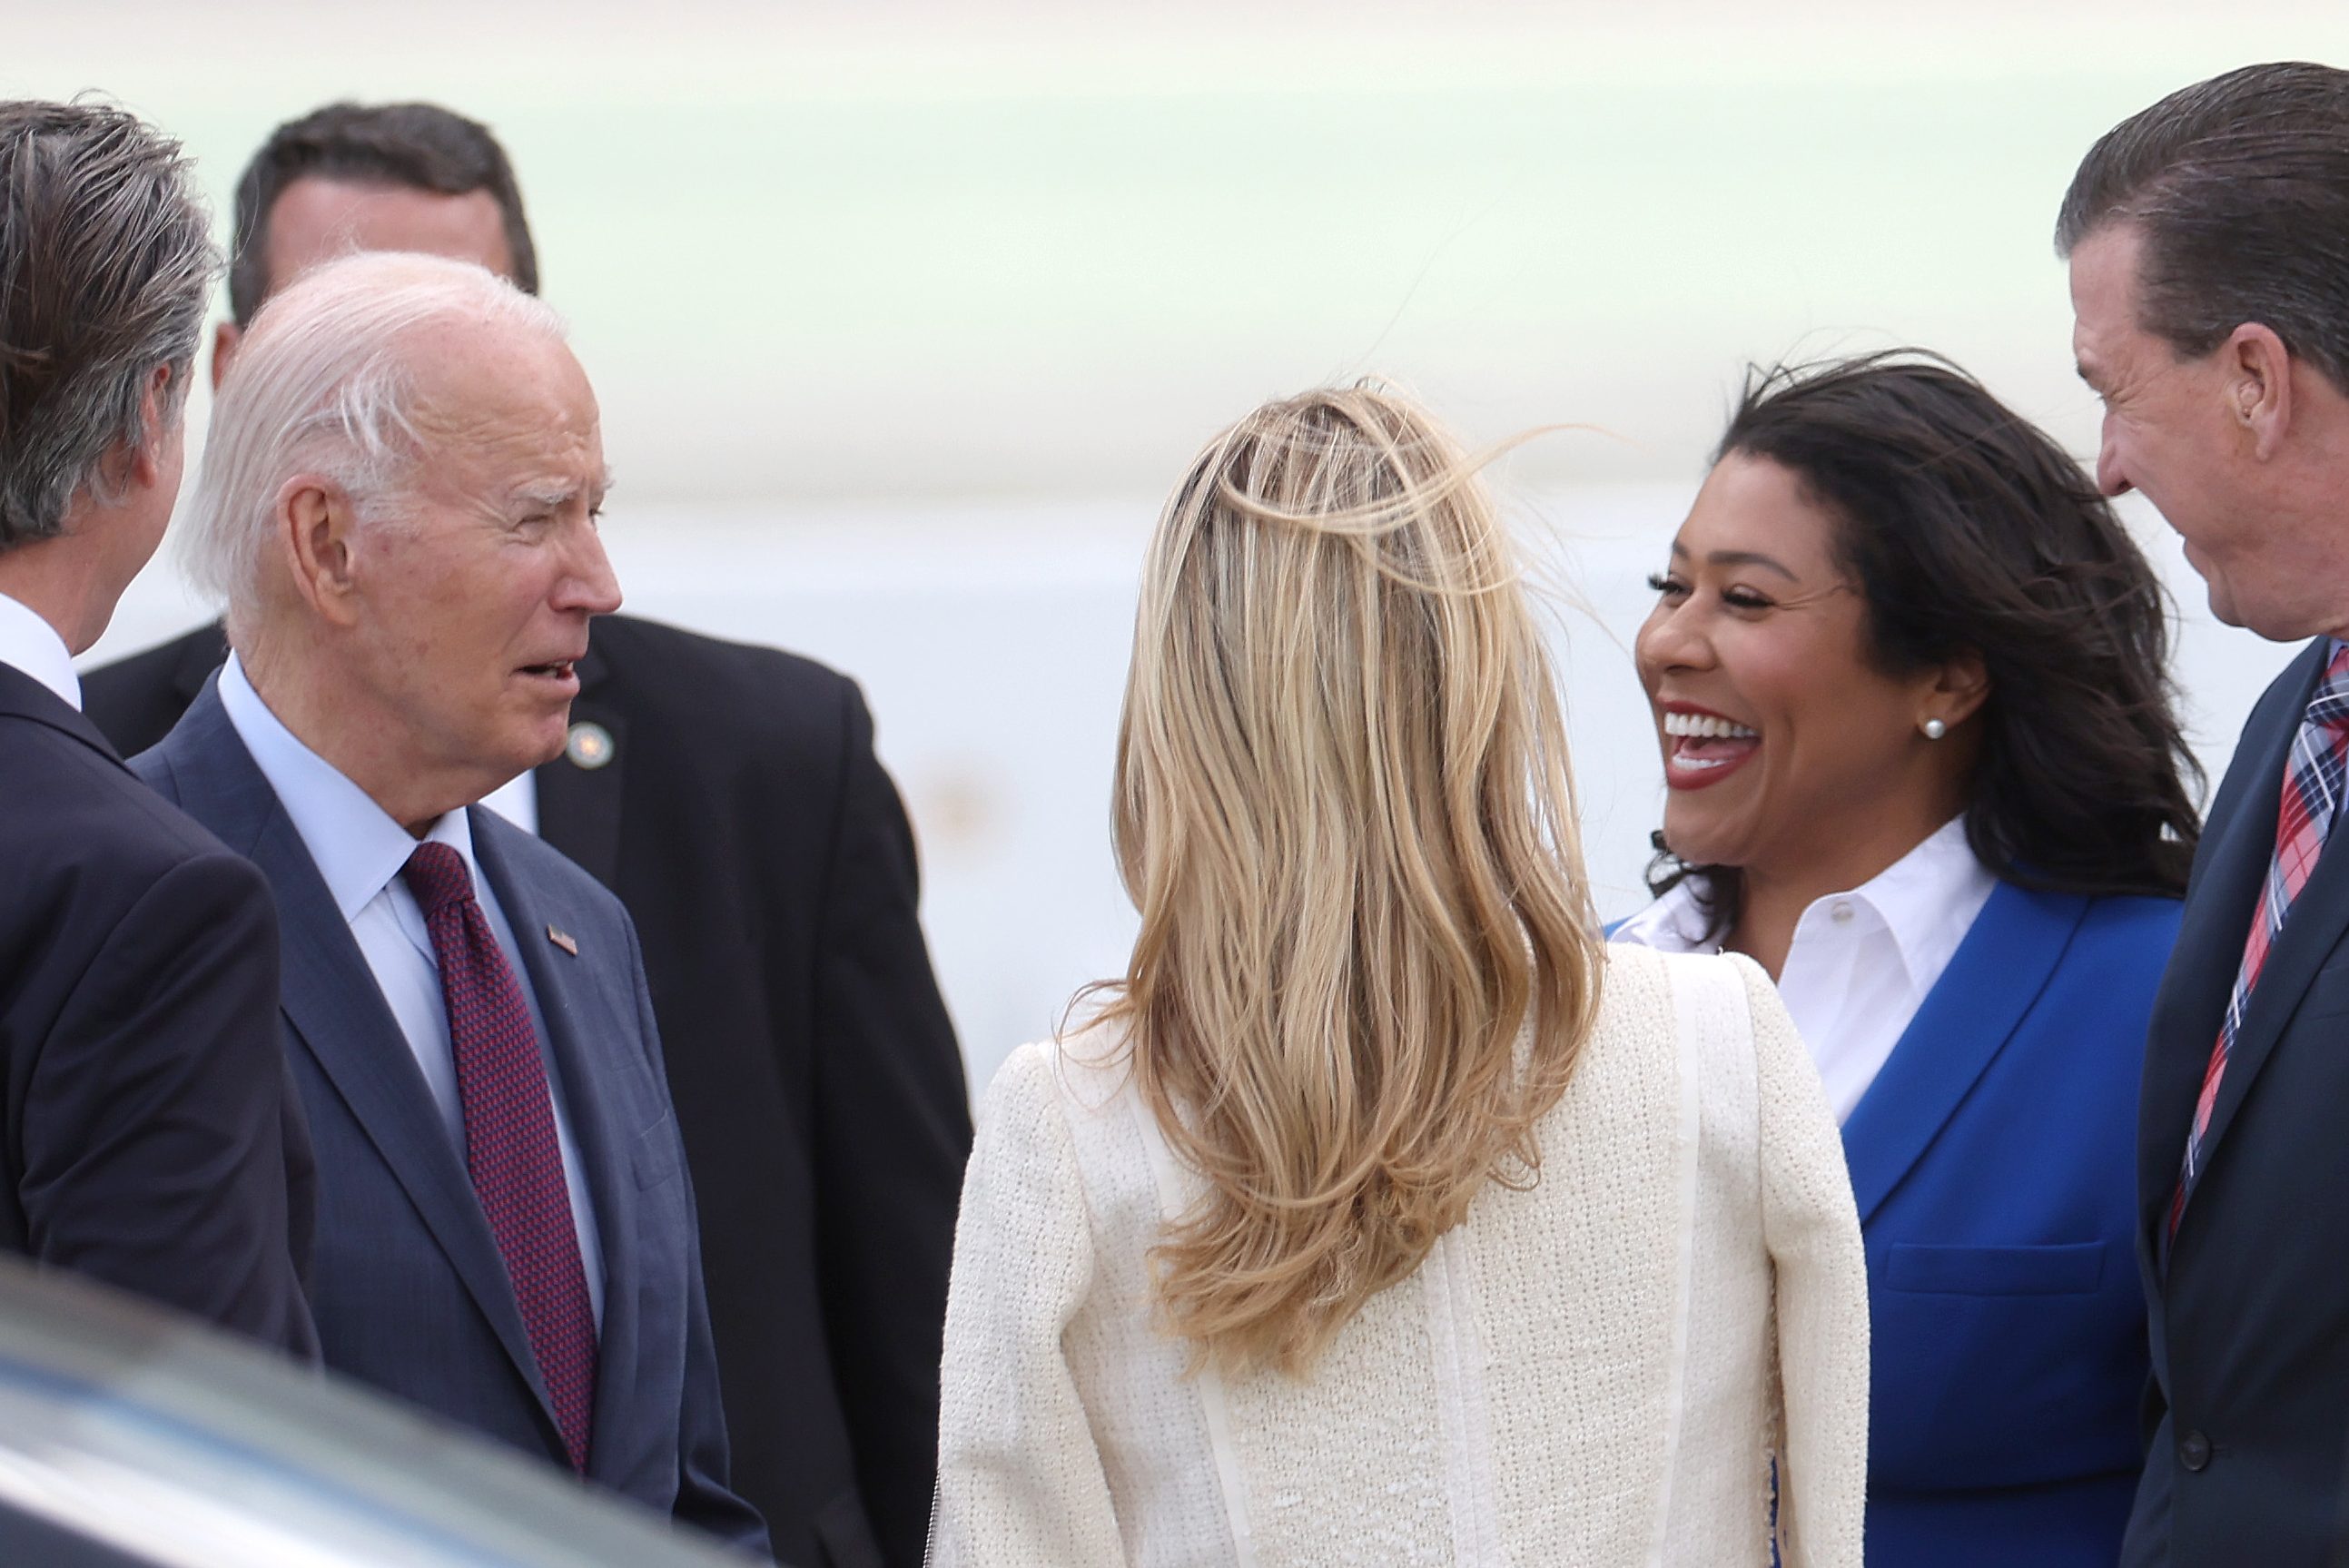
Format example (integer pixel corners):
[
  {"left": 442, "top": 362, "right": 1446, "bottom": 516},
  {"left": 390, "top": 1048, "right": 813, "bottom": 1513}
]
[
  {"left": 1667, "top": 539, "right": 1800, "bottom": 581},
  {"left": 510, "top": 474, "right": 612, "bottom": 510}
]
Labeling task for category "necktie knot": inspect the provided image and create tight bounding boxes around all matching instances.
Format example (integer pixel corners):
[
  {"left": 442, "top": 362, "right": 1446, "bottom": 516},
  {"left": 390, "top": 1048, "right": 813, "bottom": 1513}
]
[
  {"left": 401, "top": 841, "right": 474, "bottom": 918},
  {"left": 2311, "top": 646, "right": 2349, "bottom": 731}
]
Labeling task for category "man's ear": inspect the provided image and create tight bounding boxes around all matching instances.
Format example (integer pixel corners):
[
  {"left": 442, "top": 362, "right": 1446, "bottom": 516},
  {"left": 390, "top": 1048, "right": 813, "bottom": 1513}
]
[
  {"left": 2226, "top": 322, "right": 2295, "bottom": 460},
  {"left": 96, "top": 363, "right": 179, "bottom": 494},
  {"left": 211, "top": 321, "right": 242, "bottom": 391},
  {"left": 277, "top": 475, "right": 366, "bottom": 629}
]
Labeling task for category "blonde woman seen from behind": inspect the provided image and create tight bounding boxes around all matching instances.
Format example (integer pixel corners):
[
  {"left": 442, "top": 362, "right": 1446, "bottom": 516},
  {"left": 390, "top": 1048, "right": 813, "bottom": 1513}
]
[{"left": 933, "top": 386, "right": 1870, "bottom": 1568}]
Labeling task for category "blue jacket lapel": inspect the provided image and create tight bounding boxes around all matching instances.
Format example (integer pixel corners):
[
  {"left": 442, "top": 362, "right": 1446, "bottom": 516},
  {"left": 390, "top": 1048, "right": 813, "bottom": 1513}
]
[
  {"left": 469, "top": 810, "right": 646, "bottom": 1480},
  {"left": 147, "top": 687, "right": 557, "bottom": 1427},
  {"left": 1841, "top": 881, "right": 2088, "bottom": 1225}
]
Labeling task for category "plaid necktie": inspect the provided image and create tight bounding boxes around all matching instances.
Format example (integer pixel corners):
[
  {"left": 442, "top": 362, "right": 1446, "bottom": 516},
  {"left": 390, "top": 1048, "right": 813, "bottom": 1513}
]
[
  {"left": 403, "top": 842, "right": 598, "bottom": 1470},
  {"left": 2171, "top": 644, "right": 2349, "bottom": 1238}
]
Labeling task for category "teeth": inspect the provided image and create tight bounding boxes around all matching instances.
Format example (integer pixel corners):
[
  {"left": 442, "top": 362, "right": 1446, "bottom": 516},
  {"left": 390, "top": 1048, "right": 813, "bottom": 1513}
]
[{"left": 1662, "top": 712, "right": 1758, "bottom": 740}]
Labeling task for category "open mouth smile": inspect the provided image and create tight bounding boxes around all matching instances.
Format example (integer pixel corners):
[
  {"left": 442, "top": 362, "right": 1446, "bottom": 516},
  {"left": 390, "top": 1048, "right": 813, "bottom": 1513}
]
[{"left": 1660, "top": 707, "right": 1761, "bottom": 790}]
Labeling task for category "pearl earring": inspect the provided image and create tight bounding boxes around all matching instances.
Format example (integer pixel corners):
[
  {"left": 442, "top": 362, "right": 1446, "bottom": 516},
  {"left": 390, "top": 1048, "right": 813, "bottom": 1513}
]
[{"left": 1921, "top": 717, "right": 1948, "bottom": 741}]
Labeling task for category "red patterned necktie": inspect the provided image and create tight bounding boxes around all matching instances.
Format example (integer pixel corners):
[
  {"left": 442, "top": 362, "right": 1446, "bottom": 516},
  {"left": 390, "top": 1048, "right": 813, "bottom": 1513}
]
[
  {"left": 402, "top": 841, "right": 598, "bottom": 1470},
  {"left": 2171, "top": 644, "right": 2349, "bottom": 1238}
]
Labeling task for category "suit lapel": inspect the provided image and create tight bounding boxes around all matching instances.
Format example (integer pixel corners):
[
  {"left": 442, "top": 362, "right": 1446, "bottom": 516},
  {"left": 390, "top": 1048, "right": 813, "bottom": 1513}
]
[
  {"left": 533, "top": 643, "right": 625, "bottom": 891},
  {"left": 470, "top": 813, "right": 646, "bottom": 1481},
  {"left": 156, "top": 689, "right": 558, "bottom": 1427},
  {"left": 1841, "top": 882, "right": 2087, "bottom": 1225},
  {"left": 2143, "top": 643, "right": 2324, "bottom": 1243},
  {"left": 2188, "top": 768, "right": 2349, "bottom": 1192}
]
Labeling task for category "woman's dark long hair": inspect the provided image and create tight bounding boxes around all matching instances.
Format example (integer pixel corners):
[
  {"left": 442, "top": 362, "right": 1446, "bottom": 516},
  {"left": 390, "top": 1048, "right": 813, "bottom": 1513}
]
[{"left": 1649, "top": 351, "right": 2202, "bottom": 931}]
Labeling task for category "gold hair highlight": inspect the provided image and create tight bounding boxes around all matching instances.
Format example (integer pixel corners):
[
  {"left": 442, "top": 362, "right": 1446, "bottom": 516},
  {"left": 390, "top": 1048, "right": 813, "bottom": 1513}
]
[{"left": 1090, "top": 383, "right": 1604, "bottom": 1377}]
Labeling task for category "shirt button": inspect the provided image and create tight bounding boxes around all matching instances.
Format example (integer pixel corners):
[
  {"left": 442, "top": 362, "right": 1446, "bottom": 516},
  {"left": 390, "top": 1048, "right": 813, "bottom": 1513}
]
[
  {"left": 2178, "top": 1431, "right": 2213, "bottom": 1471},
  {"left": 1830, "top": 900, "right": 1855, "bottom": 924}
]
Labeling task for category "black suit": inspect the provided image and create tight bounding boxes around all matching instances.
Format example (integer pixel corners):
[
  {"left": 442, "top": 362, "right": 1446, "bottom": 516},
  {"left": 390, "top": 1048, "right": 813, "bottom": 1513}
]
[
  {"left": 84, "top": 614, "right": 972, "bottom": 1568},
  {"left": 2127, "top": 637, "right": 2349, "bottom": 1565},
  {"left": 0, "top": 660, "right": 314, "bottom": 1355}
]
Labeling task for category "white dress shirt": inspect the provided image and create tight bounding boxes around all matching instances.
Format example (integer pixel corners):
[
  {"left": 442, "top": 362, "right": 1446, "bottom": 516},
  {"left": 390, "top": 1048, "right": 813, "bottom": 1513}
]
[
  {"left": 218, "top": 654, "right": 603, "bottom": 1323},
  {"left": 0, "top": 590, "right": 80, "bottom": 710},
  {"left": 479, "top": 767, "right": 537, "bottom": 833},
  {"left": 1613, "top": 815, "right": 1998, "bottom": 1122}
]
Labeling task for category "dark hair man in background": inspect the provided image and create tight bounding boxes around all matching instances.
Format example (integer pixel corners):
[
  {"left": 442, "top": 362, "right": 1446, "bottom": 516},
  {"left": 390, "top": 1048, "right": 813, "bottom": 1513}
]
[
  {"left": 84, "top": 101, "right": 972, "bottom": 1568},
  {"left": 0, "top": 100, "right": 313, "bottom": 1353},
  {"left": 2060, "top": 61, "right": 2349, "bottom": 1565}
]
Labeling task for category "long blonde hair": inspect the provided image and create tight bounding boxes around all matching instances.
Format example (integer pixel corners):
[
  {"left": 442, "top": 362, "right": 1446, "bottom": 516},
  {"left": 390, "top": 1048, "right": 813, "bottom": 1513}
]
[{"left": 1092, "top": 383, "right": 1604, "bottom": 1377}]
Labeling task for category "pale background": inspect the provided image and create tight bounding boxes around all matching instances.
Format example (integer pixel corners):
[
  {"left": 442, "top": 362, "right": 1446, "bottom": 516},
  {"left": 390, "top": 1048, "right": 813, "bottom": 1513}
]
[{"left": 7, "top": 2, "right": 2340, "bottom": 1090}]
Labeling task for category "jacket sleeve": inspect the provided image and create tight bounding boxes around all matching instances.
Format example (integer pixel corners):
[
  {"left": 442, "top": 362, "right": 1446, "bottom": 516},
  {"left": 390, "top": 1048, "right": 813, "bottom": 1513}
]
[
  {"left": 1736, "top": 955, "right": 1870, "bottom": 1568},
  {"left": 627, "top": 913, "right": 774, "bottom": 1560},
  {"left": 933, "top": 1044, "right": 1125, "bottom": 1568},
  {"left": 807, "top": 680, "right": 973, "bottom": 1565},
  {"left": 20, "top": 850, "right": 318, "bottom": 1356}
]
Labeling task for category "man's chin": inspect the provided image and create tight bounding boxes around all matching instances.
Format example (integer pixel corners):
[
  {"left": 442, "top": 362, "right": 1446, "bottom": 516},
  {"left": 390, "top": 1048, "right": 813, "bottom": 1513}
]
[{"left": 2225, "top": 595, "right": 2342, "bottom": 646}]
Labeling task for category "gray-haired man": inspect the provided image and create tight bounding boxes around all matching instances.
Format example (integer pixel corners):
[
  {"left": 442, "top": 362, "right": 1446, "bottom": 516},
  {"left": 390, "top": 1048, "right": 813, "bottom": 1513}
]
[
  {"left": 131, "top": 249, "right": 765, "bottom": 1553},
  {"left": 0, "top": 100, "right": 314, "bottom": 1351}
]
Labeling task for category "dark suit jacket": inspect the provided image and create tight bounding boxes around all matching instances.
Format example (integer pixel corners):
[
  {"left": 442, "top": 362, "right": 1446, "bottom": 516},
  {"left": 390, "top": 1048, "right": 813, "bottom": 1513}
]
[
  {"left": 2126, "top": 637, "right": 2349, "bottom": 1566},
  {"left": 86, "top": 615, "right": 971, "bottom": 1568},
  {"left": 1845, "top": 882, "right": 2175, "bottom": 1567},
  {"left": 132, "top": 681, "right": 769, "bottom": 1555},
  {"left": 0, "top": 661, "right": 314, "bottom": 1354}
]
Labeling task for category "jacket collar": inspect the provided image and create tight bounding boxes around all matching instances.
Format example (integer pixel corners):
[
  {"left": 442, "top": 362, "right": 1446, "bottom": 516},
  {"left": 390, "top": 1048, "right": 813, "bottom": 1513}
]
[
  {"left": 172, "top": 621, "right": 232, "bottom": 704},
  {"left": 0, "top": 660, "right": 120, "bottom": 768},
  {"left": 1840, "top": 879, "right": 2089, "bottom": 1225}
]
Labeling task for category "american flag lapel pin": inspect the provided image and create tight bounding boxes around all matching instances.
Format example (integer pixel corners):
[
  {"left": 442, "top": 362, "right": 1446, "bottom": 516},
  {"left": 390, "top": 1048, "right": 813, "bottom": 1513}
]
[{"left": 546, "top": 925, "right": 579, "bottom": 957}]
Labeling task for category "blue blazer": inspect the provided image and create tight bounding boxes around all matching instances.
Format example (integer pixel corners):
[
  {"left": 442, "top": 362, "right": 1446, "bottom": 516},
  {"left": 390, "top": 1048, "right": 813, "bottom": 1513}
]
[
  {"left": 1850, "top": 881, "right": 2176, "bottom": 1568},
  {"left": 132, "top": 683, "right": 768, "bottom": 1556}
]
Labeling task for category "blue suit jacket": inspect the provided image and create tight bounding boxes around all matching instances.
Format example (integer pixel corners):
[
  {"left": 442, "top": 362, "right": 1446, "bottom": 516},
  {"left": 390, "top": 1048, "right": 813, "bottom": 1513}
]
[
  {"left": 2124, "top": 639, "right": 2349, "bottom": 1565},
  {"left": 133, "top": 683, "right": 768, "bottom": 1557},
  {"left": 1850, "top": 881, "right": 2175, "bottom": 1568}
]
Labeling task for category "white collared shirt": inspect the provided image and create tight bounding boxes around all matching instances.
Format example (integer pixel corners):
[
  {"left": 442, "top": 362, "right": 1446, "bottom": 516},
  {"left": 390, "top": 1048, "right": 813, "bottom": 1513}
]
[
  {"left": 1613, "top": 815, "right": 1998, "bottom": 1123},
  {"left": 480, "top": 768, "right": 537, "bottom": 834},
  {"left": 0, "top": 591, "right": 80, "bottom": 711},
  {"left": 219, "top": 655, "right": 603, "bottom": 1324}
]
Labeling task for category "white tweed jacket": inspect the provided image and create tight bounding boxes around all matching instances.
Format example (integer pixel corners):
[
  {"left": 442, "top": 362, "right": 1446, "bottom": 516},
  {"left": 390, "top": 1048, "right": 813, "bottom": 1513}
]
[{"left": 933, "top": 945, "right": 1869, "bottom": 1568}]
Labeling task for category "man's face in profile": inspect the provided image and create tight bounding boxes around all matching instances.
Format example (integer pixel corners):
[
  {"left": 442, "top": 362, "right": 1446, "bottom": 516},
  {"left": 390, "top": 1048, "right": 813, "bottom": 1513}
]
[{"left": 214, "top": 178, "right": 516, "bottom": 383}]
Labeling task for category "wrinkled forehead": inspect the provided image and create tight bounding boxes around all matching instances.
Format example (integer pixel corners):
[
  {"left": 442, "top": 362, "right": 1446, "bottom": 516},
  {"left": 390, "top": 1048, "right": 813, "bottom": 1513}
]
[
  {"left": 2068, "top": 223, "right": 2148, "bottom": 359},
  {"left": 403, "top": 322, "right": 608, "bottom": 497}
]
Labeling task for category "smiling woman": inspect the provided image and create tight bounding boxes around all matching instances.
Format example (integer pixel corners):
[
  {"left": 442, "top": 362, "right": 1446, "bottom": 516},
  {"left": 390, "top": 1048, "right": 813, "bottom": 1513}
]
[{"left": 1616, "top": 350, "right": 2199, "bottom": 1568}]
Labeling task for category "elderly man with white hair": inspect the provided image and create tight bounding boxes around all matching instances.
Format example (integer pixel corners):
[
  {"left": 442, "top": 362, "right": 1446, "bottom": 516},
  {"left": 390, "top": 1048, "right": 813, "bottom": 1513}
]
[{"left": 130, "top": 249, "right": 769, "bottom": 1555}]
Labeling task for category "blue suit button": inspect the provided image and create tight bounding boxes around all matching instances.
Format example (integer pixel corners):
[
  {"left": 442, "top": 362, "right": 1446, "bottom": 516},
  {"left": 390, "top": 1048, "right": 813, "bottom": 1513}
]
[{"left": 2179, "top": 1431, "right": 2213, "bottom": 1471}]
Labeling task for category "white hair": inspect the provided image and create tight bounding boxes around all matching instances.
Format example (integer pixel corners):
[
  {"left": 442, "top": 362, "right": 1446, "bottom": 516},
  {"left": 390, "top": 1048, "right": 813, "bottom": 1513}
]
[{"left": 179, "top": 250, "right": 568, "bottom": 617}]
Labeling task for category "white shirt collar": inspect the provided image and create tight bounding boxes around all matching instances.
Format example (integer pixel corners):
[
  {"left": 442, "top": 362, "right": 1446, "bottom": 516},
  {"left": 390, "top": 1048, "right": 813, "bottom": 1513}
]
[
  {"left": 218, "top": 652, "right": 478, "bottom": 921},
  {"left": 0, "top": 591, "right": 81, "bottom": 710},
  {"left": 1612, "top": 814, "right": 1993, "bottom": 976},
  {"left": 1844, "top": 815, "right": 1995, "bottom": 994},
  {"left": 1614, "top": 816, "right": 1997, "bottom": 1123}
]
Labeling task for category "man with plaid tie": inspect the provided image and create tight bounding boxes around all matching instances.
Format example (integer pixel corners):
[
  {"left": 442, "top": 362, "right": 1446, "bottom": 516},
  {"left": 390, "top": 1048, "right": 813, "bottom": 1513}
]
[
  {"left": 127, "top": 248, "right": 767, "bottom": 1556},
  {"left": 2062, "top": 63, "right": 2349, "bottom": 1567}
]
